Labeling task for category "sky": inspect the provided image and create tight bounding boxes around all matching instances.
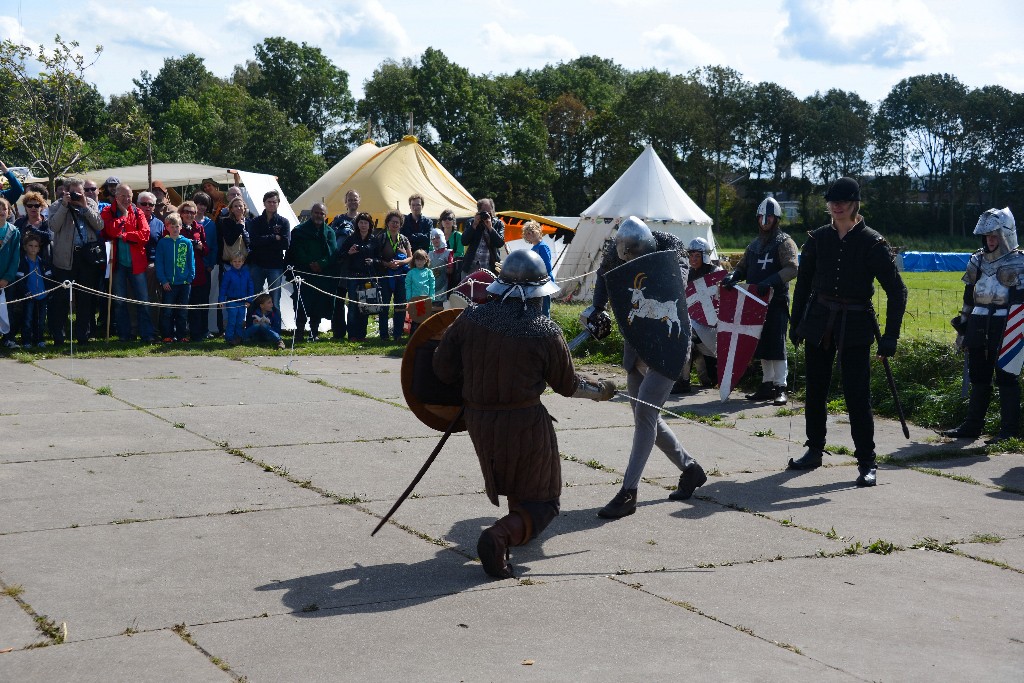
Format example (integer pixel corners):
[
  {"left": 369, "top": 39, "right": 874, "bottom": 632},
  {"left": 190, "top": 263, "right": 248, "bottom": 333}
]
[{"left": 2, "top": 0, "right": 1022, "bottom": 106}]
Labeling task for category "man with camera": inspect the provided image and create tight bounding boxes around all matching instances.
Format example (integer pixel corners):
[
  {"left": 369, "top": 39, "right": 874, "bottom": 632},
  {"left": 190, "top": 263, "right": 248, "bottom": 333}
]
[
  {"left": 460, "top": 197, "right": 505, "bottom": 279},
  {"left": 49, "top": 179, "right": 105, "bottom": 344}
]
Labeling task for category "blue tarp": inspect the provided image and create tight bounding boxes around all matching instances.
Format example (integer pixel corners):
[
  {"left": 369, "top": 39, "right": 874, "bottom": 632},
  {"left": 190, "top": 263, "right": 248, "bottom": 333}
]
[{"left": 900, "top": 252, "right": 971, "bottom": 272}]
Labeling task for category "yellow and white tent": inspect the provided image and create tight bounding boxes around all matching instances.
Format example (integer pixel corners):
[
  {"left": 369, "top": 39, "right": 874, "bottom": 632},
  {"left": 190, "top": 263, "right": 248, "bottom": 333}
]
[{"left": 291, "top": 136, "right": 478, "bottom": 224}]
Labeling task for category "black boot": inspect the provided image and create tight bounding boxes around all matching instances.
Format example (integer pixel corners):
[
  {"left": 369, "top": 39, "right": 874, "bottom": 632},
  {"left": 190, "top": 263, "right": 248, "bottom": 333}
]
[
  {"left": 745, "top": 382, "right": 774, "bottom": 401},
  {"left": 788, "top": 447, "right": 823, "bottom": 470},
  {"left": 598, "top": 488, "right": 637, "bottom": 519},
  {"left": 671, "top": 380, "right": 693, "bottom": 395},
  {"left": 669, "top": 462, "right": 707, "bottom": 501},
  {"left": 856, "top": 461, "right": 877, "bottom": 487},
  {"left": 941, "top": 384, "right": 992, "bottom": 438},
  {"left": 772, "top": 384, "right": 788, "bottom": 406},
  {"left": 477, "top": 512, "right": 530, "bottom": 579},
  {"left": 985, "top": 383, "right": 1020, "bottom": 444}
]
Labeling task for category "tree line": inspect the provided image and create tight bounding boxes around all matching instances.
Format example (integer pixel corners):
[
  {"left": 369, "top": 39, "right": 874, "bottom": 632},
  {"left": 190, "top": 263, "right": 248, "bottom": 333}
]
[{"left": 2, "top": 36, "right": 1022, "bottom": 243}]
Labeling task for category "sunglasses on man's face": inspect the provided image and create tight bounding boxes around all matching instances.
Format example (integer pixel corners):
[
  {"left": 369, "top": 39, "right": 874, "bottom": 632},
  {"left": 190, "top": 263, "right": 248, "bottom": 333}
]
[
  {"left": 139, "top": 202, "right": 155, "bottom": 207},
  {"left": 84, "top": 187, "right": 98, "bottom": 193}
]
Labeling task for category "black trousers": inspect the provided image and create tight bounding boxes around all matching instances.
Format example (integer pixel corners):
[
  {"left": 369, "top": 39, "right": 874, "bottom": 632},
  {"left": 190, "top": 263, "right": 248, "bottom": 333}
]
[
  {"left": 804, "top": 341, "right": 875, "bottom": 463},
  {"left": 52, "top": 255, "right": 102, "bottom": 343}
]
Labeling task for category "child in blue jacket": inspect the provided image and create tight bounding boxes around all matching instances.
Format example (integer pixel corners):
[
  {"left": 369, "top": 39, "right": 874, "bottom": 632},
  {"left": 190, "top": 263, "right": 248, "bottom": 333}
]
[
  {"left": 219, "top": 254, "right": 254, "bottom": 344},
  {"left": 154, "top": 213, "right": 195, "bottom": 341},
  {"left": 244, "top": 292, "right": 284, "bottom": 350}
]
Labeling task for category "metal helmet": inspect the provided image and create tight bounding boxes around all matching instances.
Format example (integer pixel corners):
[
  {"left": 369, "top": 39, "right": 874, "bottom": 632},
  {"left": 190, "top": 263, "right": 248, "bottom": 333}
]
[
  {"left": 757, "top": 197, "right": 782, "bottom": 220},
  {"left": 974, "top": 207, "right": 1017, "bottom": 256},
  {"left": 615, "top": 216, "right": 656, "bottom": 261},
  {"left": 687, "top": 237, "right": 713, "bottom": 265},
  {"left": 485, "top": 249, "right": 559, "bottom": 300},
  {"left": 824, "top": 176, "right": 860, "bottom": 202}
]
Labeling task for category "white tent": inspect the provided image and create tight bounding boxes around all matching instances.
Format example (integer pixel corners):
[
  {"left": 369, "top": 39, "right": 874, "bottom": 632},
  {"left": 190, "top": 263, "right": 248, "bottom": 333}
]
[{"left": 557, "top": 144, "right": 715, "bottom": 301}]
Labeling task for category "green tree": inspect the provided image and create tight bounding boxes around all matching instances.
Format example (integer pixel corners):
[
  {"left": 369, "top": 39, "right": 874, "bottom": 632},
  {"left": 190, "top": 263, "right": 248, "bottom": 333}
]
[
  {"left": 244, "top": 37, "right": 356, "bottom": 159},
  {"left": 134, "top": 54, "right": 218, "bottom": 119},
  {"left": 0, "top": 35, "right": 102, "bottom": 190},
  {"left": 492, "top": 74, "right": 557, "bottom": 212},
  {"left": 358, "top": 58, "right": 423, "bottom": 144}
]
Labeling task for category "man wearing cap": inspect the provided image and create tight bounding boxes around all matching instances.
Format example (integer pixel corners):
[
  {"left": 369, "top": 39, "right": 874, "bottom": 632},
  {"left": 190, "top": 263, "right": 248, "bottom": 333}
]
[
  {"left": 722, "top": 197, "right": 799, "bottom": 405},
  {"left": 433, "top": 249, "right": 614, "bottom": 579},
  {"left": 151, "top": 181, "right": 174, "bottom": 222},
  {"left": 99, "top": 176, "right": 119, "bottom": 211},
  {"left": 788, "top": 177, "right": 907, "bottom": 487}
]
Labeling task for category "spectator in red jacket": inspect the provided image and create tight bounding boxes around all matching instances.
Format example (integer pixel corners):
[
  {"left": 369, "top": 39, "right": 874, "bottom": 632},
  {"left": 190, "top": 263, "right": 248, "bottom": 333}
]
[{"left": 101, "top": 183, "right": 157, "bottom": 342}]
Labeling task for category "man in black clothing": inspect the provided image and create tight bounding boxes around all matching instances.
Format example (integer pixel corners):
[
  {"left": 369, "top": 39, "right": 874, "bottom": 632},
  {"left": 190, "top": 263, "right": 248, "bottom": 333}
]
[
  {"left": 788, "top": 177, "right": 907, "bottom": 487},
  {"left": 401, "top": 193, "right": 433, "bottom": 253},
  {"left": 247, "top": 190, "right": 290, "bottom": 313}
]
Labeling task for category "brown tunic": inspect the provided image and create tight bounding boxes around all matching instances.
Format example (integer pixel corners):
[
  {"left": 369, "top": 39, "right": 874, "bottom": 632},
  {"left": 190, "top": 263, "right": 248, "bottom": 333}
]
[{"left": 433, "top": 300, "right": 579, "bottom": 506}]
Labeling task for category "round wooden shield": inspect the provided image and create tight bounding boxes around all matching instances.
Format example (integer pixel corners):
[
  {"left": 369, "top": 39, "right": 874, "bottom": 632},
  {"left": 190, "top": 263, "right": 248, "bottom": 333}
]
[{"left": 400, "top": 308, "right": 467, "bottom": 432}]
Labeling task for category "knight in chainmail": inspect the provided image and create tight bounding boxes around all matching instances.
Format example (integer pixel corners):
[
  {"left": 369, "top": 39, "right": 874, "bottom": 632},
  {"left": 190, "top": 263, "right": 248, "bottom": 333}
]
[
  {"left": 722, "top": 197, "right": 799, "bottom": 405},
  {"left": 582, "top": 216, "right": 708, "bottom": 520},
  {"left": 433, "top": 249, "right": 614, "bottom": 580},
  {"left": 942, "top": 208, "right": 1024, "bottom": 444}
]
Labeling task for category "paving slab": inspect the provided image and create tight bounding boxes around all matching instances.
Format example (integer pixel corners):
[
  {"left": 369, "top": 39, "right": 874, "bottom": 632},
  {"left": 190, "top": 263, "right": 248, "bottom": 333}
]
[
  {"left": 0, "top": 377, "right": 120, "bottom": 415},
  {"left": 956, "top": 535, "right": 1024, "bottom": 571},
  {"left": 0, "top": 359, "right": 61, "bottom": 384},
  {"left": 150, "top": 397, "right": 434, "bottom": 448},
  {"left": 0, "top": 595, "right": 41, "bottom": 651},
  {"left": 695, "top": 466, "right": 1024, "bottom": 545},
  {"left": 36, "top": 355, "right": 256, "bottom": 382},
  {"left": 556, "top": 424, "right": 814, "bottom": 478},
  {"left": 0, "top": 409, "right": 212, "bottom": 464},
  {"left": 638, "top": 550, "right": 1024, "bottom": 682},
  {"left": 903, "top": 452, "right": 1024, "bottom": 492},
  {"left": 191, "top": 576, "right": 856, "bottom": 683},
  {"left": 0, "top": 631, "right": 231, "bottom": 682},
  {"left": 367, "top": 481, "right": 845, "bottom": 578},
  {"left": 244, "top": 436, "right": 618, "bottom": 503},
  {"left": 0, "top": 505, "right": 480, "bottom": 642},
  {"left": 246, "top": 355, "right": 405, "bottom": 399},
  {"left": 100, "top": 371, "right": 354, "bottom": 410},
  {"left": 0, "top": 450, "right": 325, "bottom": 534}
]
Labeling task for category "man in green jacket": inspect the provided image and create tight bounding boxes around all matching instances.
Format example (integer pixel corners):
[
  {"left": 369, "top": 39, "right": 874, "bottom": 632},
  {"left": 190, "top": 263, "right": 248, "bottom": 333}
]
[{"left": 286, "top": 202, "right": 337, "bottom": 341}]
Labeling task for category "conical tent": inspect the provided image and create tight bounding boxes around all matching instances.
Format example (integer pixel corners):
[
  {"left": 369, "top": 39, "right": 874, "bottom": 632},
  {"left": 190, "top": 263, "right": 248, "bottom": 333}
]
[
  {"left": 291, "top": 136, "right": 477, "bottom": 224},
  {"left": 557, "top": 144, "right": 715, "bottom": 301}
]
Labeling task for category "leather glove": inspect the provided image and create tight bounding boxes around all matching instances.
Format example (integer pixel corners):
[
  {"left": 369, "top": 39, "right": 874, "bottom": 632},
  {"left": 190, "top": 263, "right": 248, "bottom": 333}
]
[
  {"left": 955, "top": 334, "right": 965, "bottom": 352},
  {"left": 876, "top": 335, "right": 898, "bottom": 357},
  {"left": 950, "top": 316, "right": 967, "bottom": 334},
  {"left": 789, "top": 326, "right": 803, "bottom": 348},
  {"left": 721, "top": 273, "right": 737, "bottom": 289}
]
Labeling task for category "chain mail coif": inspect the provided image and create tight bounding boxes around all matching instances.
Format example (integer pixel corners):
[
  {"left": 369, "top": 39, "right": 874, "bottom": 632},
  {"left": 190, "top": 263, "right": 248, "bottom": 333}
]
[{"left": 465, "top": 299, "right": 563, "bottom": 339}]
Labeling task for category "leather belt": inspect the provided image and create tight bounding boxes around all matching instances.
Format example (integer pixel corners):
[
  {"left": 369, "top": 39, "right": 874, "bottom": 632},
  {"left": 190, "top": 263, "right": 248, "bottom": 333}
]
[
  {"left": 465, "top": 398, "right": 541, "bottom": 411},
  {"left": 817, "top": 293, "right": 869, "bottom": 350}
]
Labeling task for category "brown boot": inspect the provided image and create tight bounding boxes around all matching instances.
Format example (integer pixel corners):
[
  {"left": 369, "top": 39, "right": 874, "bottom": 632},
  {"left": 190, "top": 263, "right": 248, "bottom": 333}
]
[{"left": 477, "top": 512, "right": 531, "bottom": 579}]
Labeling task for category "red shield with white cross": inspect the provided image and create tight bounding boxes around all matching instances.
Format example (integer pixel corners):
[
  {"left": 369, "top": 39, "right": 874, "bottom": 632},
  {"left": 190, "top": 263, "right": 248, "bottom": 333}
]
[
  {"left": 686, "top": 270, "right": 727, "bottom": 327},
  {"left": 716, "top": 283, "right": 772, "bottom": 401}
]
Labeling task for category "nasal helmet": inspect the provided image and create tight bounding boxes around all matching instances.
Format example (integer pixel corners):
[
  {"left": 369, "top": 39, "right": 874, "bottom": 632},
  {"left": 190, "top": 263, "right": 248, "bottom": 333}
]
[
  {"left": 485, "top": 249, "right": 559, "bottom": 300},
  {"left": 615, "top": 216, "right": 656, "bottom": 261}
]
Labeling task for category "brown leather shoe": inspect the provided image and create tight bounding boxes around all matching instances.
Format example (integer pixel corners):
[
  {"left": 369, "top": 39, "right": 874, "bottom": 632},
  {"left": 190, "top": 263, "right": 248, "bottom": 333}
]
[{"left": 477, "top": 513, "right": 529, "bottom": 579}]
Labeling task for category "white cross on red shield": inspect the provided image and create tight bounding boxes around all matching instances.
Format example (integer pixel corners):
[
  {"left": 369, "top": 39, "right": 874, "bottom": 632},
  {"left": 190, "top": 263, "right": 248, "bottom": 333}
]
[
  {"left": 717, "top": 283, "right": 772, "bottom": 401},
  {"left": 686, "top": 270, "right": 727, "bottom": 327}
]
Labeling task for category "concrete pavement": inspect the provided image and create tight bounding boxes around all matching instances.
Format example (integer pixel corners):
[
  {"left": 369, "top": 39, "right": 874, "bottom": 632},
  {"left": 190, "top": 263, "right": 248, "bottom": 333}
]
[{"left": 1, "top": 354, "right": 1021, "bottom": 681}]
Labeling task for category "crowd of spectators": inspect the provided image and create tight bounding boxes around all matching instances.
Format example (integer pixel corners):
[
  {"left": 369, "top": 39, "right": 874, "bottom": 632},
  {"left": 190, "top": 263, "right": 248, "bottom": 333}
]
[{"left": 0, "top": 167, "right": 527, "bottom": 350}]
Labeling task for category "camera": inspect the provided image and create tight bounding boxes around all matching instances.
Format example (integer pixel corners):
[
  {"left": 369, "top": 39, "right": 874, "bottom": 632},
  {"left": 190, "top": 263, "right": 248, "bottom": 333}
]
[
  {"left": 478, "top": 211, "right": 490, "bottom": 220},
  {"left": 69, "top": 191, "right": 83, "bottom": 202}
]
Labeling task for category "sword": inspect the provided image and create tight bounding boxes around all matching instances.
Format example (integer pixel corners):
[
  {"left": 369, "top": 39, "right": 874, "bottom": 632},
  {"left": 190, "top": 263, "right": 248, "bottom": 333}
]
[
  {"left": 371, "top": 406, "right": 465, "bottom": 536},
  {"left": 734, "top": 284, "right": 768, "bottom": 307},
  {"left": 568, "top": 329, "right": 593, "bottom": 352},
  {"left": 870, "top": 315, "right": 910, "bottom": 439}
]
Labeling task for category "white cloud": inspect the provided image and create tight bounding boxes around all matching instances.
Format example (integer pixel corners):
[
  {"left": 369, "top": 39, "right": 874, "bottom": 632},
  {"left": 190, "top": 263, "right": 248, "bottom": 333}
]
[
  {"left": 79, "top": 3, "right": 202, "bottom": 54},
  {"left": 779, "top": 0, "right": 949, "bottom": 67},
  {"left": 642, "top": 24, "right": 727, "bottom": 70},
  {"left": 478, "top": 22, "right": 578, "bottom": 64}
]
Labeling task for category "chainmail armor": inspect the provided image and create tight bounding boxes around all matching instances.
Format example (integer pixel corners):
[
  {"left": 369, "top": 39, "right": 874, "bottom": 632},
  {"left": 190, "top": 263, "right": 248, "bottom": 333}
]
[{"left": 464, "top": 299, "right": 563, "bottom": 339}]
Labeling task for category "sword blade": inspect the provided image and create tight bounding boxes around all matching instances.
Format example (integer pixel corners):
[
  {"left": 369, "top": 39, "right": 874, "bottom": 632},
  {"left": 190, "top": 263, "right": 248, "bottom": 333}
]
[
  {"left": 735, "top": 285, "right": 768, "bottom": 307},
  {"left": 568, "top": 329, "right": 593, "bottom": 352},
  {"left": 880, "top": 356, "right": 911, "bottom": 439},
  {"left": 371, "top": 406, "right": 465, "bottom": 536}
]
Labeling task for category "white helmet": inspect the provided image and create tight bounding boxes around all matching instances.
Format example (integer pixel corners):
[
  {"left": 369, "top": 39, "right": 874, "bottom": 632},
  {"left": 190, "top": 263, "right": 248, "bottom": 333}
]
[
  {"left": 757, "top": 197, "right": 782, "bottom": 220},
  {"left": 687, "top": 237, "right": 713, "bottom": 265},
  {"left": 974, "top": 207, "right": 1017, "bottom": 257}
]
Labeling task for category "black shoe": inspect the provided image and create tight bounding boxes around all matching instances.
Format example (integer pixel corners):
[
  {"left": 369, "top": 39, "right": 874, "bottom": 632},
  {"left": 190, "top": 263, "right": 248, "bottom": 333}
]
[
  {"left": 671, "top": 380, "right": 693, "bottom": 395},
  {"left": 788, "top": 449, "right": 823, "bottom": 470},
  {"left": 773, "top": 385, "right": 788, "bottom": 406},
  {"left": 941, "top": 424, "right": 982, "bottom": 439},
  {"left": 598, "top": 488, "right": 637, "bottom": 519},
  {"left": 745, "top": 382, "right": 774, "bottom": 401},
  {"left": 669, "top": 462, "right": 707, "bottom": 501},
  {"left": 984, "top": 433, "right": 1016, "bottom": 445},
  {"left": 855, "top": 465, "right": 877, "bottom": 487}
]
